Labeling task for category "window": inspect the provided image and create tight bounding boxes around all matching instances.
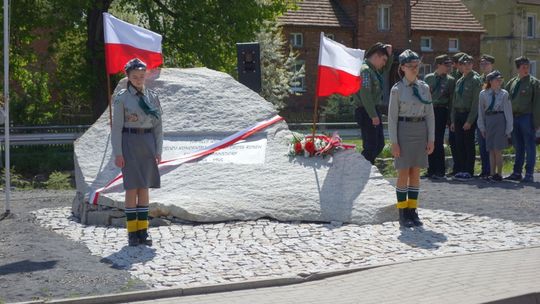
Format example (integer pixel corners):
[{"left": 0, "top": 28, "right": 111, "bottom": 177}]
[
  {"left": 290, "top": 60, "right": 305, "bottom": 92},
  {"left": 530, "top": 61, "right": 537, "bottom": 77},
  {"left": 420, "top": 64, "right": 432, "bottom": 79},
  {"left": 448, "top": 38, "right": 459, "bottom": 52},
  {"left": 325, "top": 33, "right": 335, "bottom": 40},
  {"left": 290, "top": 33, "right": 303, "bottom": 48},
  {"left": 420, "top": 37, "right": 432, "bottom": 51},
  {"left": 378, "top": 5, "right": 391, "bottom": 31},
  {"left": 527, "top": 14, "right": 536, "bottom": 38}
]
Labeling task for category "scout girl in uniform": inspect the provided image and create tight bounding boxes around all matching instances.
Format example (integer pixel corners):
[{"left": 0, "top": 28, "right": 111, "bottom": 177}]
[
  {"left": 388, "top": 50, "right": 435, "bottom": 228},
  {"left": 477, "top": 71, "right": 513, "bottom": 182},
  {"left": 111, "top": 58, "right": 163, "bottom": 246}
]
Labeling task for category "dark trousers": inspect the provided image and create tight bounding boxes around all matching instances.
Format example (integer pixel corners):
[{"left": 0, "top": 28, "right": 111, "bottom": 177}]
[
  {"left": 355, "top": 106, "right": 385, "bottom": 165},
  {"left": 454, "top": 111, "right": 476, "bottom": 175},
  {"left": 512, "top": 113, "right": 536, "bottom": 175},
  {"left": 476, "top": 127, "right": 490, "bottom": 176},
  {"left": 428, "top": 107, "right": 448, "bottom": 176},
  {"left": 448, "top": 130, "right": 457, "bottom": 174}
]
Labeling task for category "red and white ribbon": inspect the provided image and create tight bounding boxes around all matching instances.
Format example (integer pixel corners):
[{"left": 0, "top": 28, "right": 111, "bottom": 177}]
[{"left": 89, "top": 115, "right": 284, "bottom": 205}]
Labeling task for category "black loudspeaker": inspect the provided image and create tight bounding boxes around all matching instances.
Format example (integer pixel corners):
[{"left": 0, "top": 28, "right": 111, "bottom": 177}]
[{"left": 236, "top": 42, "right": 261, "bottom": 93}]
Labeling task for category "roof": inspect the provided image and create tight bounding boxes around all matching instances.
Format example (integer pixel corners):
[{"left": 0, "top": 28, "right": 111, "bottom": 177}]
[
  {"left": 279, "top": 0, "right": 355, "bottom": 28},
  {"left": 411, "top": 0, "right": 485, "bottom": 33}
]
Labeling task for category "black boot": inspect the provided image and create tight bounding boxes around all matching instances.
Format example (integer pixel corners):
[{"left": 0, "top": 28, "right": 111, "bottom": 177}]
[
  {"left": 409, "top": 208, "right": 423, "bottom": 226},
  {"left": 137, "top": 229, "right": 153, "bottom": 246},
  {"left": 128, "top": 232, "right": 139, "bottom": 246},
  {"left": 398, "top": 209, "right": 414, "bottom": 228}
]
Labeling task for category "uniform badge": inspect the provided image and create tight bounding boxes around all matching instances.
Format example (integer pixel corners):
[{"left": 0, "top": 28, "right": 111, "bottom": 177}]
[
  {"left": 361, "top": 71, "right": 371, "bottom": 89},
  {"left": 126, "top": 113, "right": 139, "bottom": 122}
]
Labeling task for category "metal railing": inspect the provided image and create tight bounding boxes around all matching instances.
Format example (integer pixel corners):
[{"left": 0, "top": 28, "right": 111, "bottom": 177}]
[{"left": 0, "top": 125, "right": 90, "bottom": 146}]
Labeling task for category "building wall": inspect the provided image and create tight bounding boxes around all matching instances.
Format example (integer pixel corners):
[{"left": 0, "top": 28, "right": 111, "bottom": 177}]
[
  {"left": 356, "top": 0, "right": 410, "bottom": 50},
  {"left": 411, "top": 30, "right": 482, "bottom": 77},
  {"left": 462, "top": 0, "right": 540, "bottom": 78}
]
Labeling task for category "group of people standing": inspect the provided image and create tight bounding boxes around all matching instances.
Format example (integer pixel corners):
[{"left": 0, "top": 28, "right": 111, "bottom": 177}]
[{"left": 354, "top": 43, "right": 539, "bottom": 227}]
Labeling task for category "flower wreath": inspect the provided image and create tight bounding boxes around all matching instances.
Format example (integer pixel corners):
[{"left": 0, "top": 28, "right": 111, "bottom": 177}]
[{"left": 288, "top": 132, "right": 355, "bottom": 157}]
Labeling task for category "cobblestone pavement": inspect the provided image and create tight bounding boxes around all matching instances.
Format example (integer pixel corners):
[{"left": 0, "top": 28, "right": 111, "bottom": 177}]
[{"left": 32, "top": 206, "right": 540, "bottom": 290}]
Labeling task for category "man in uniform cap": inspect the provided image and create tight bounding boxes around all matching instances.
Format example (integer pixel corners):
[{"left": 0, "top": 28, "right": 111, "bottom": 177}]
[
  {"left": 450, "top": 54, "right": 482, "bottom": 181},
  {"left": 423, "top": 55, "right": 455, "bottom": 179},
  {"left": 504, "top": 56, "right": 540, "bottom": 182},
  {"left": 353, "top": 42, "right": 393, "bottom": 164},
  {"left": 476, "top": 54, "right": 496, "bottom": 178},
  {"left": 451, "top": 52, "right": 465, "bottom": 81},
  {"left": 479, "top": 54, "right": 495, "bottom": 83}
]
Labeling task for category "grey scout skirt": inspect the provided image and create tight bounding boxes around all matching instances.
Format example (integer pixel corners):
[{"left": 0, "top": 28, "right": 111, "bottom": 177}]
[
  {"left": 485, "top": 112, "right": 508, "bottom": 151},
  {"left": 121, "top": 132, "right": 161, "bottom": 190},
  {"left": 394, "top": 120, "right": 428, "bottom": 170}
]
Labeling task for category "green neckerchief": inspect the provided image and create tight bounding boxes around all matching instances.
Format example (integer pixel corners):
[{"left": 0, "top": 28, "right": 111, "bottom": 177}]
[
  {"left": 365, "top": 60, "right": 384, "bottom": 88},
  {"left": 511, "top": 79, "right": 522, "bottom": 100},
  {"left": 128, "top": 82, "right": 160, "bottom": 119},
  {"left": 412, "top": 83, "right": 432, "bottom": 104},
  {"left": 432, "top": 74, "right": 442, "bottom": 94},
  {"left": 487, "top": 90, "right": 496, "bottom": 112}
]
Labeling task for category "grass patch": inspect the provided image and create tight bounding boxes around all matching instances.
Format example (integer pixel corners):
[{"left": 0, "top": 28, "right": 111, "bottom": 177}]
[{"left": 342, "top": 138, "right": 540, "bottom": 177}]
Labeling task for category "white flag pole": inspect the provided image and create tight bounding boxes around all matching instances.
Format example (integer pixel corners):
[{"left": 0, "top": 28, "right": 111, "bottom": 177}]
[{"left": 3, "top": 0, "right": 11, "bottom": 215}]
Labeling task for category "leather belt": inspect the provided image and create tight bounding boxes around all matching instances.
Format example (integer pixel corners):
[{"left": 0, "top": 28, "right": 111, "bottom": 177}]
[
  {"left": 398, "top": 116, "right": 425, "bottom": 122},
  {"left": 122, "top": 127, "right": 152, "bottom": 134},
  {"left": 486, "top": 111, "right": 503, "bottom": 116}
]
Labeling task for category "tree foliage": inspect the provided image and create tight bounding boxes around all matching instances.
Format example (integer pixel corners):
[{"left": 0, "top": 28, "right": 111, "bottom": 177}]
[
  {"left": 2, "top": 0, "right": 297, "bottom": 125},
  {"left": 256, "top": 20, "right": 304, "bottom": 110}
]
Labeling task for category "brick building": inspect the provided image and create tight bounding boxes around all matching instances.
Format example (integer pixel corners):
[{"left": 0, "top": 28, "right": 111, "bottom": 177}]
[{"left": 279, "top": 0, "right": 484, "bottom": 119}]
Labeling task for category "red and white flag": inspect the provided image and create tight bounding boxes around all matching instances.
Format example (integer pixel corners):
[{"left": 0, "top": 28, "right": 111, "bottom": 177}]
[
  {"left": 316, "top": 33, "right": 364, "bottom": 97},
  {"left": 103, "top": 13, "right": 163, "bottom": 74}
]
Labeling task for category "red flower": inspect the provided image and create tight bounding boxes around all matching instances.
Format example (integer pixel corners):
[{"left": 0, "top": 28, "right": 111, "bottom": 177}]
[
  {"left": 294, "top": 142, "right": 302, "bottom": 154},
  {"left": 304, "top": 140, "right": 316, "bottom": 155}
]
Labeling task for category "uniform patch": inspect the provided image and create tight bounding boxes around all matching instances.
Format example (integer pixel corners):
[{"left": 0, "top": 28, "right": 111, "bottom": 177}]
[
  {"left": 361, "top": 71, "right": 371, "bottom": 89},
  {"left": 126, "top": 113, "right": 139, "bottom": 122}
]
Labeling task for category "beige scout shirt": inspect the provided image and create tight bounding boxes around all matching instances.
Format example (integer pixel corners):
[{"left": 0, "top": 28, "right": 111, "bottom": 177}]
[
  {"left": 388, "top": 78, "right": 435, "bottom": 145},
  {"left": 477, "top": 88, "right": 513, "bottom": 136},
  {"left": 111, "top": 86, "right": 163, "bottom": 157}
]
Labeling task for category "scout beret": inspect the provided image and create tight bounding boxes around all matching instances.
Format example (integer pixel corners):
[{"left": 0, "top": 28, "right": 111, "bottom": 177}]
[
  {"left": 124, "top": 58, "right": 147, "bottom": 74},
  {"left": 480, "top": 54, "right": 495, "bottom": 64},
  {"left": 486, "top": 70, "right": 503, "bottom": 82},
  {"left": 398, "top": 49, "right": 420, "bottom": 64},
  {"left": 514, "top": 56, "right": 530, "bottom": 68},
  {"left": 434, "top": 54, "right": 452, "bottom": 65},
  {"left": 365, "top": 42, "right": 389, "bottom": 59},
  {"left": 452, "top": 52, "right": 466, "bottom": 63},
  {"left": 458, "top": 54, "right": 473, "bottom": 64}
]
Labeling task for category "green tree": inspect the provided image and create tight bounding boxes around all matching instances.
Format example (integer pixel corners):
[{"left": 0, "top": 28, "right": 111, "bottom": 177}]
[{"left": 256, "top": 20, "right": 304, "bottom": 110}]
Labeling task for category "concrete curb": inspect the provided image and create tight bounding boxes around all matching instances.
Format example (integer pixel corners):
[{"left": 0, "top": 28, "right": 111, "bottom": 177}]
[{"left": 13, "top": 245, "right": 540, "bottom": 304}]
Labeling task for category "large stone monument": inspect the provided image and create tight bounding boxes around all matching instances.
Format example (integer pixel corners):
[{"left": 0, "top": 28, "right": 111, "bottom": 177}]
[{"left": 73, "top": 68, "right": 396, "bottom": 226}]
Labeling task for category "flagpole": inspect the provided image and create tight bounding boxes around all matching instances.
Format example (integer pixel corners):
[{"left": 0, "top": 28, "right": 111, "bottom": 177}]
[
  {"left": 312, "top": 33, "right": 325, "bottom": 139},
  {"left": 106, "top": 72, "right": 112, "bottom": 127},
  {"left": 3, "top": 0, "right": 11, "bottom": 215}
]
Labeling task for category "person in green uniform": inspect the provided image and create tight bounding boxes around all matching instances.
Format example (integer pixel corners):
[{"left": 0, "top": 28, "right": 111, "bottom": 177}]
[
  {"left": 424, "top": 54, "right": 455, "bottom": 179},
  {"left": 447, "top": 52, "right": 465, "bottom": 175},
  {"left": 450, "top": 52, "right": 465, "bottom": 82},
  {"left": 450, "top": 54, "right": 482, "bottom": 181},
  {"left": 353, "top": 42, "right": 393, "bottom": 165},
  {"left": 477, "top": 54, "right": 496, "bottom": 178},
  {"left": 504, "top": 56, "right": 540, "bottom": 183},
  {"left": 388, "top": 49, "right": 435, "bottom": 227}
]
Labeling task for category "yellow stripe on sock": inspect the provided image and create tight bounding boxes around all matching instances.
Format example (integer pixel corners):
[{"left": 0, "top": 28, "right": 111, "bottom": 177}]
[
  {"left": 137, "top": 219, "right": 149, "bottom": 230},
  {"left": 396, "top": 201, "right": 408, "bottom": 209},
  {"left": 408, "top": 199, "right": 418, "bottom": 208},
  {"left": 127, "top": 220, "right": 138, "bottom": 232}
]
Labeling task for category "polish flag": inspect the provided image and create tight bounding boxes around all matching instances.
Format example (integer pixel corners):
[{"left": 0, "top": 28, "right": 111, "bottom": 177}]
[
  {"left": 103, "top": 13, "right": 163, "bottom": 74},
  {"left": 316, "top": 33, "right": 364, "bottom": 97}
]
